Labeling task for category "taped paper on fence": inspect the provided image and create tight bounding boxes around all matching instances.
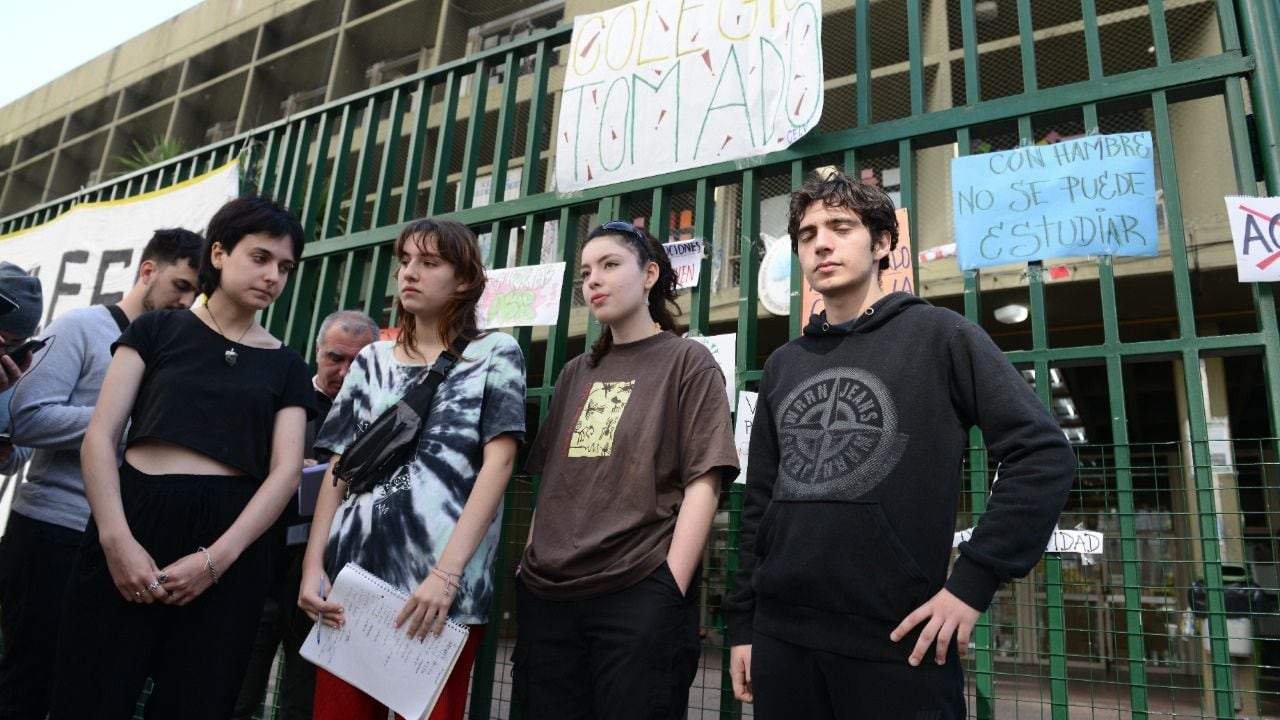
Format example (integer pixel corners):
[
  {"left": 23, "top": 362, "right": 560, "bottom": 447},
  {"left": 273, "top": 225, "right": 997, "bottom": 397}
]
[
  {"left": 954, "top": 526, "right": 1104, "bottom": 562},
  {"left": 687, "top": 333, "right": 735, "bottom": 405},
  {"left": 733, "top": 390, "right": 757, "bottom": 484},
  {"left": 664, "top": 239, "right": 703, "bottom": 290},
  {"left": 951, "top": 132, "right": 1158, "bottom": 270},
  {"left": 553, "top": 0, "right": 824, "bottom": 192},
  {"left": 476, "top": 263, "right": 566, "bottom": 329},
  {"left": 1224, "top": 195, "right": 1280, "bottom": 282}
]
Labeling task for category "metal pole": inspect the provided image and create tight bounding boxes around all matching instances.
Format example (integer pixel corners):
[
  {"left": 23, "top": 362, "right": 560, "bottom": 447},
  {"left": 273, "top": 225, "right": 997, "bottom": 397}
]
[{"left": 1236, "top": 0, "right": 1280, "bottom": 192}]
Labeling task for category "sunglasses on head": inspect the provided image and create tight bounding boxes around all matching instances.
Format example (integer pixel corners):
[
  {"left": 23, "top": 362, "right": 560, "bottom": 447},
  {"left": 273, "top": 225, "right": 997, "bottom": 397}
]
[{"left": 600, "top": 220, "right": 646, "bottom": 240}]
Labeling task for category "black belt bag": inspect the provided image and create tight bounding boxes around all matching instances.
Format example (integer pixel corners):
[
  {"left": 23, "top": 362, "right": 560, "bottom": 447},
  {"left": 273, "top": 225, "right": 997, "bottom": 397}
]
[{"left": 333, "top": 336, "right": 471, "bottom": 495}]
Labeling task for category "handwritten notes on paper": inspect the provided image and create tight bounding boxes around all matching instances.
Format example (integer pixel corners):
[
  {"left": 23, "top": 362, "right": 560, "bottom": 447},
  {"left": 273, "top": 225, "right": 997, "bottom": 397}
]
[
  {"left": 301, "top": 563, "right": 468, "bottom": 720},
  {"left": 1225, "top": 195, "right": 1280, "bottom": 282},
  {"left": 952, "top": 132, "right": 1158, "bottom": 270},
  {"left": 477, "top": 263, "right": 566, "bottom": 329},
  {"left": 554, "top": 0, "right": 824, "bottom": 191}
]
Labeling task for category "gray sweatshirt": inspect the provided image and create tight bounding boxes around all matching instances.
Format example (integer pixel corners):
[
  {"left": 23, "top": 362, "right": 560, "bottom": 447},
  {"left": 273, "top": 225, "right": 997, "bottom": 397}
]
[{"left": 10, "top": 305, "right": 122, "bottom": 532}]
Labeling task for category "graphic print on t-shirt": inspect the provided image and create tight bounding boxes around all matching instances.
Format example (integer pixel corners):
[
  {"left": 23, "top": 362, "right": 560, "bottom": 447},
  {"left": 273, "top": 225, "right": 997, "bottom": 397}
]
[
  {"left": 567, "top": 380, "right": 635, "bottom": 457},
  {"left": 775, "top": 367, "right": 908, "bottom": 501}
]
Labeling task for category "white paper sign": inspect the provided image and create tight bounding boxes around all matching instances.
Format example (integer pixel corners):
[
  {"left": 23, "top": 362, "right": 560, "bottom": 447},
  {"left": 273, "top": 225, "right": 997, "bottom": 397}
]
[
  {"left": 733, "top": 390, "right": 758, "bottom": 484},
  {"left": 476, "top": 262, "right": 566, "bottom": 328},
  {"left": 554, "top": 0, "right": 824, "bottom": 191},
  {"left": 954, "top": 526, "right": 1104, "bottom": 559},
  {"left": 664, "top": 239, "right": 703, "bottom": 290},
  {"left": 1225, "top": 195, "right": 1280, "bottom": 282},
  {"left": 0, "top": 162, "right": 240, "bottom": 329},
  {"left": 687, "top": 333, "right": 736, "bottom": 405}
]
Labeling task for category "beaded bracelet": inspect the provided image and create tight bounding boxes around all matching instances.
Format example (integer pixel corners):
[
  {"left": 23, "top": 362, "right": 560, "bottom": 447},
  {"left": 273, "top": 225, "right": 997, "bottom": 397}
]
[{"left": 198, "top": 546, "right": 220, "bottom": 584}]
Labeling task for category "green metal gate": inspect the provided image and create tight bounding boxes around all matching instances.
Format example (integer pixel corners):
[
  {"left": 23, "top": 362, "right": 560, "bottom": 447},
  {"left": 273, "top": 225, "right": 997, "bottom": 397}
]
[{"left": 4, "top": 0, "right": 1280, "bottom": 717}]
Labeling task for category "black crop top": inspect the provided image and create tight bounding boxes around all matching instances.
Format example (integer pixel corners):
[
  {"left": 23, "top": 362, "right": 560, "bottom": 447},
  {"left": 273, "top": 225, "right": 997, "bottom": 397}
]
[{"left": 113, "top": 310, "right": 317, "bottom": 480}]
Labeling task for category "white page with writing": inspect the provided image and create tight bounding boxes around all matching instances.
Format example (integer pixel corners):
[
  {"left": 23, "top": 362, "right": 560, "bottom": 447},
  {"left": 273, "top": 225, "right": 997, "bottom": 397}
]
[{"left": 301, "top": 563, "right": 469, "bottom": 719}]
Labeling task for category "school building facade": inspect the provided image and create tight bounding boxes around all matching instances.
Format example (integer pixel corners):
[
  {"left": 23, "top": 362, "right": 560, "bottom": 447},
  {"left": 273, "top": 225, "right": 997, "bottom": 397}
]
[{"left": 2, "top": 0, "right": 1280, "bottom": 717}]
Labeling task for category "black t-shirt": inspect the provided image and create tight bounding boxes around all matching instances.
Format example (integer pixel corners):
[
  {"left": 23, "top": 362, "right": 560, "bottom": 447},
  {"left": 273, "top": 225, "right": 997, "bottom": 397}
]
[{"left": 113, "top": 309, "right": 316, "bottom": 480}]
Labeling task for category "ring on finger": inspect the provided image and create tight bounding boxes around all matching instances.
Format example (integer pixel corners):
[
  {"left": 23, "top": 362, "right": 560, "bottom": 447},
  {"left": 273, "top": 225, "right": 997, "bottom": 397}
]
[
  {"left": 147, "top": 579, "right": 162, "bottom": 593},
  {"left": 157, "top": 572, "right": 169, "bottom": 584},
  {"left": 133, "top": 590, "right": 142, "bottom": 600}
]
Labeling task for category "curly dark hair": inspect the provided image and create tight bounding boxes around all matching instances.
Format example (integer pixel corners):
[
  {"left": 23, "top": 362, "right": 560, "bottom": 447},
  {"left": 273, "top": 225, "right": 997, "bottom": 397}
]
[{"left": 787, "top": 170, "right": 899, "bottom": 272}]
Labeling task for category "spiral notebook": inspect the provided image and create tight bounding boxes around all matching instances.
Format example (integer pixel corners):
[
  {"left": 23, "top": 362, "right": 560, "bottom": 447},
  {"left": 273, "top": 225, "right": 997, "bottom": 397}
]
[{"left": 301, "top": 562, "right": 469, "bottom": 719}]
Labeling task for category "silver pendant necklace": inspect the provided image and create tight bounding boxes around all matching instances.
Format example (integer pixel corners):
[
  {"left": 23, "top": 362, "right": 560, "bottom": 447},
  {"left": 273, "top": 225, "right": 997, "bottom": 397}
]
[{"left": 204, "top": 305, "right": 254, "bottom": 367}]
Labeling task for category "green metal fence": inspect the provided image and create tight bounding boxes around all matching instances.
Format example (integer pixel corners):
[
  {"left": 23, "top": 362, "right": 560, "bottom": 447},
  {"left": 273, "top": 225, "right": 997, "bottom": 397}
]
[{"left": 5, "top": 0, "right": 1280, "bottom": 717}]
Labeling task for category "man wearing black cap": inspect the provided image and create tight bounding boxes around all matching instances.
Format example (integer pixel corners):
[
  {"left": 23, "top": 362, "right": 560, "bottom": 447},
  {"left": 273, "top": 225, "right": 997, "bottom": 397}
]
[
  {"left": 0, "top": 262, "right": 42, "bottom": 395},
  {"left": 0, "top": 261, "right": 43, "bottom": 476}
]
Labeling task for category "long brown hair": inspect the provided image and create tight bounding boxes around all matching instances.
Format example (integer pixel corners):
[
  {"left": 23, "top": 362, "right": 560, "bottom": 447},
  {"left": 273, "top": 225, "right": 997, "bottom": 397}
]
[
  {"left": 584, "top": 221, "right": 681, "bottom": 367},
  {"left": 392, "top": 218, "right": 486, "bottom": 360}
]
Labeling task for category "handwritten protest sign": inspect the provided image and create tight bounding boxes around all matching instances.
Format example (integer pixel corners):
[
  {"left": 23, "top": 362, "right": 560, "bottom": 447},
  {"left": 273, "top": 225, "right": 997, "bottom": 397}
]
[
  {"left": 476, "top": 263, "right": 566, "bottom": 329},
  {"left": 0, "top": 162, "right": 238, "bottom": 327},
  {"left": 1225, "top": 195, "right": 1280, "bottom": 282},
  {"left": 687, "top": 333, "right": 736, "bottom": 404},
  {"left": 554, "top": 0, "right": 823, "bottom": 192},
  {"left": 734, "top": 390, "right": 757, "bottom": 484},
  {"left": 800, "top": 209, "right": 913, "bottom": 326},
  {"left": 955, "top": 526, "right": 1103, "bottom": 563},
  {"left": 664, "top": 238, "right": 704, "bottom": 290},
  {"left": 952, "top": 132, "right": 1158, "bottom": 270}
]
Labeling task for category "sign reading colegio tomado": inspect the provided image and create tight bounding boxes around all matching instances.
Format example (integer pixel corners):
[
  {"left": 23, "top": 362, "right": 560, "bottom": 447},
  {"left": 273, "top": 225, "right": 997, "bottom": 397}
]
[{"left": 554, "top": 0, "right": 824, "bottom": 192}]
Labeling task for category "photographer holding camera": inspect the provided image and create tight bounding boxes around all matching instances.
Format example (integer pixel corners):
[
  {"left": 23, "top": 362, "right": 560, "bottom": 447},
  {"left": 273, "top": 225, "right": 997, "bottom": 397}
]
[{"left": 0, "top": 261, "right": 43, "bottom": 476}]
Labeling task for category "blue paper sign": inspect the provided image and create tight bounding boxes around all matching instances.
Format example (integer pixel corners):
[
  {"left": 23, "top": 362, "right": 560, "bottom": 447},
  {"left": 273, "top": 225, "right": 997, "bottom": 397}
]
[{"left": 951, "top": 132, "right": 1159, "bottom": 270}]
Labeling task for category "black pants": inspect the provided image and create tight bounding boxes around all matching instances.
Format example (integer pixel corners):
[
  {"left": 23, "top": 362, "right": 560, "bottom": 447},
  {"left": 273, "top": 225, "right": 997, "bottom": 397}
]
[
  {"left": 231, "top": 544, "right": 315, "bottom": 720},
  {"left": 0, "top": 513, "right": 82, "bottom": 720},
  {"left": 49, "top": 463, "right": 277, "bottom": 720},
  {"left": 512, "top": 563, "right": 701, "bottom": 720},
  {"left": 751, "top": 630, "right": 967, "bottom": 720}
]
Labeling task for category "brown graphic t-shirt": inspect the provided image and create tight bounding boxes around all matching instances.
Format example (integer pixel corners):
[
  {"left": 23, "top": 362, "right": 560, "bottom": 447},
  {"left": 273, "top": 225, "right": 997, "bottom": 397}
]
[{"left": 519, "top": 331, "right": 740, "bottom": 600}]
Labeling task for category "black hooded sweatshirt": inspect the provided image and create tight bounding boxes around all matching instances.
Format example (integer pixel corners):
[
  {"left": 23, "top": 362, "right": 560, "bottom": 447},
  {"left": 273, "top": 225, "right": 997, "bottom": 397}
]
[{"left": 723, "top": 292, "right": 1075, "bottom": 662}]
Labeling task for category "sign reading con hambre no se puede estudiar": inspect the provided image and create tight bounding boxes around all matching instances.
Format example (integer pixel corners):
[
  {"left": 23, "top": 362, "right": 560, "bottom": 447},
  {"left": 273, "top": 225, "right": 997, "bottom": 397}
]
[
  {"left": 554, "top": 0, "right": 824, "bottom": 192},
  {"left": 951, "top": 132, "right": 1159, "bottom": 271}
]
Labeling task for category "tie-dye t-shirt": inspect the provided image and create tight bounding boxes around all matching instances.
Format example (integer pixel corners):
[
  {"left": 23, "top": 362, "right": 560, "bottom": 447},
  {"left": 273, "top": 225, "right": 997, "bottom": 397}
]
[{"left": 315, "top": 332, "right": 527, "bottom": 623}]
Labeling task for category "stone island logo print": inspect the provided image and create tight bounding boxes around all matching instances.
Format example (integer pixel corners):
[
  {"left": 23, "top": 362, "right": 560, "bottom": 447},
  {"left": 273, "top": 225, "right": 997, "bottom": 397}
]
[
  {"left": 567, "top": 380, "right": 635, "bottom": 457},
  {"left": 775, "top": 367, "right": 908, "bottom": 500}
]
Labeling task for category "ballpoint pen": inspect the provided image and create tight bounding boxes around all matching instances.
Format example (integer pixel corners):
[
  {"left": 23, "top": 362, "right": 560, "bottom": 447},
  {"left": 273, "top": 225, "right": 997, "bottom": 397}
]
[{"left": 317, "top": 578, "right": 325, "bottom": 645}]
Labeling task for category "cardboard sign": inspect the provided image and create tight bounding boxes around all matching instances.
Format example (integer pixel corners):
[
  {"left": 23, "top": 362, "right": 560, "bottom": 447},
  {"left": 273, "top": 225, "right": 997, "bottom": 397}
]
[
  {"left": 1225, "top": 195, "right": 1280, "bottom": 282},
  {"left": 476, "top": 262, "right": 566, "bottom": 328},
  {"left": 800, "top": 209, "right": 913, "bottom": 325},
  {"left": 952, "top": 132, "right": 1158, "bottom": 270},
  {"left": 554, "top": 0, "right": 824, "bottom": 191}
]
